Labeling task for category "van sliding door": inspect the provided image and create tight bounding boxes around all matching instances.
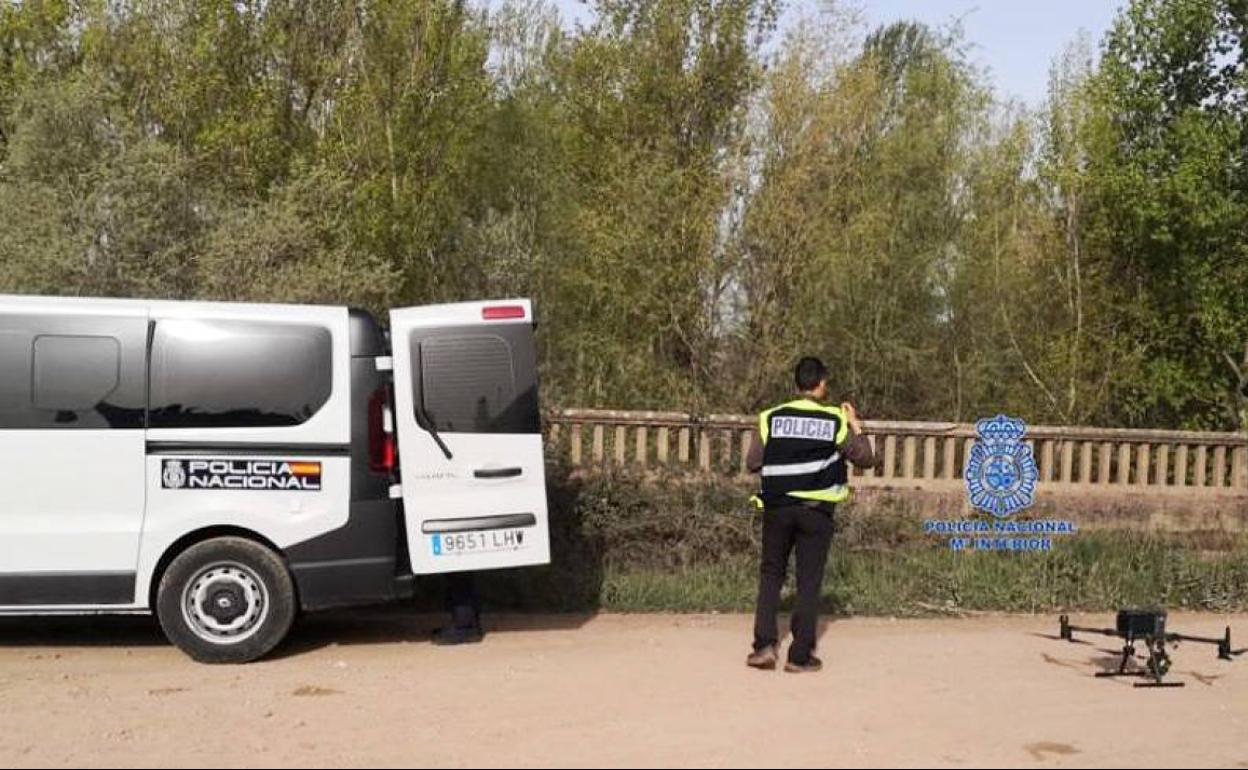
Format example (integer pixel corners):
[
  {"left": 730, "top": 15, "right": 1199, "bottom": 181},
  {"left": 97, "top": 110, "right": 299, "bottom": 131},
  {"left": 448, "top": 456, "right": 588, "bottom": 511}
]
[{"left": 0, "top": 309, "right": 148, "bottom": 606}]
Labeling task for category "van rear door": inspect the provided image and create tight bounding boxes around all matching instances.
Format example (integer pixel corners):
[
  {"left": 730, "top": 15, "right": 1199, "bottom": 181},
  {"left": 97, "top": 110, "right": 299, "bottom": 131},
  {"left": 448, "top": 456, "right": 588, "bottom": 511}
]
[{"left": 389, "top": 300, "right": 550, "bottom": 575}]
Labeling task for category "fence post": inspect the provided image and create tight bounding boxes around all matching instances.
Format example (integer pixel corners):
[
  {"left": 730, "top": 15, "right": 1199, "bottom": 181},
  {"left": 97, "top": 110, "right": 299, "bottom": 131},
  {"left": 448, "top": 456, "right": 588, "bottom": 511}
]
[
  {"left": 1175, "top": 445, "right": 1189, "bottom": 487},
  {"left": 1213, "top": 446, "right": 1227, "bottom": 488},
  {"left": 1099, "top": 442, "right": 1113, "bottom": 485},
  {"left": 1135, "top": 443, "right": 1150, "bottom": 486},
  {"left": 592, "top": 424, "right": 604, "bottom": 465},
  {"left": 614, "top": 426, "right": 627, "bottom": 465},
  {"left": 883, "top": 435, "right": 897, "bottom": 479},
  {"left": 1155, "top": 444, "right": 1170, "bottom": 488},
  {"left": 570, "top": 423, "right": 583, "bottom": 465},
  {"left": 902, "top": 436, "right": 916, "bottom": 480}
]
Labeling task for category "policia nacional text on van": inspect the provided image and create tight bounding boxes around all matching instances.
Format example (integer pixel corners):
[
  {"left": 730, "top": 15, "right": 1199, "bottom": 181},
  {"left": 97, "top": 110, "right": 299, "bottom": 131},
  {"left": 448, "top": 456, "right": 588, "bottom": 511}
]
[{"left": 744, "top": 357, "right": 877, "bottom": 673}]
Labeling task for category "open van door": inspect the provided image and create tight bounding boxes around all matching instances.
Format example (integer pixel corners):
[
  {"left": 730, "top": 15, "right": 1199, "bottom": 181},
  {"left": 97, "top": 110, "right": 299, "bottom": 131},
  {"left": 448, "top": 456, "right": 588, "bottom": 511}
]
[{"left": 389, "top": 300, "right": 550, "bottom": 575}]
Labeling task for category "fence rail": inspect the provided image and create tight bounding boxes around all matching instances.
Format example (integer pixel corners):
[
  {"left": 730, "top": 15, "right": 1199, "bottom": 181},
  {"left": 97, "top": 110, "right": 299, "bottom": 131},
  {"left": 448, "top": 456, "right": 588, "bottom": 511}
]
[{"left": 546, "top": 409, "right": 1248, "bottom": 497}]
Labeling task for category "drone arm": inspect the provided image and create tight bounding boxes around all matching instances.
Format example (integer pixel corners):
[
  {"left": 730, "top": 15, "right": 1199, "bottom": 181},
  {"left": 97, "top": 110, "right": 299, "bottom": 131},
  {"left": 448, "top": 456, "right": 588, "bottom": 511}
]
[
  {"left": 1165, "top": 627, "right": 1236, "bottom": 660},
  {"left": 1165, "top": 632, "right": 1224, "bottom": 645},
  {"left": 1064, "top": 624, "right": 1121, "bottom": 638}
]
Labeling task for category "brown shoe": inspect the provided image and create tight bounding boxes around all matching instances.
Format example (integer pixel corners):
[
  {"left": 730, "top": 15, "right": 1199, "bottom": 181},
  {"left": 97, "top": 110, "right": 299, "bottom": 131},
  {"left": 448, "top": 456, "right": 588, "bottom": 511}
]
[
  {"left": 784, "top": 655, "right": 823, "bottom": 673},
  {"left": 746, "top": 645, "right": 778, "bottom": 670}
]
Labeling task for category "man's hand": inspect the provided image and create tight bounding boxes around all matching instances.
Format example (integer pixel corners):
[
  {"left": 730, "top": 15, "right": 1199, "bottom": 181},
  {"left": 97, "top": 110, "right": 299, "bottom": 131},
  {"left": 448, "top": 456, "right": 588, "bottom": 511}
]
[
  {"left": 841, "top": 401, "right": 878, "bottom": 467},
  {"left": 841, "top": 402, "right": 864, "bottom": 435}
]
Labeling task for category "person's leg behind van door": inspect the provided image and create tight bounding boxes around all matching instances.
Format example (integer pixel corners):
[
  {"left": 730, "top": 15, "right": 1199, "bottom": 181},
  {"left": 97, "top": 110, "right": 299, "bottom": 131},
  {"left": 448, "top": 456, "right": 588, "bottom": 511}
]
[
  {"left": 433, "top": 570, "right": 483, "bottom": 646},
  {"left": 787, "top": 506, "right": 834, "bottom": 667}
]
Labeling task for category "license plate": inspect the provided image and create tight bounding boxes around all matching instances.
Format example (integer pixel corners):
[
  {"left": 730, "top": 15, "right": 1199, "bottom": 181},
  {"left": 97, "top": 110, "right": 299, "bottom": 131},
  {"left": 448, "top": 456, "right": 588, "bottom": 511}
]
[{"left": 431, "top": 528, "right": 529, "bottom": 556}]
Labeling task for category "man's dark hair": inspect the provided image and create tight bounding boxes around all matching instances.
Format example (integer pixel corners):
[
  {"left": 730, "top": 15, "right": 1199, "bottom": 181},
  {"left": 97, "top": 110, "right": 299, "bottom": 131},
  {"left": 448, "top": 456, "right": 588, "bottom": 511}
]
[{"left": 795, "top": 356, "right": 828, "bottom": 392}]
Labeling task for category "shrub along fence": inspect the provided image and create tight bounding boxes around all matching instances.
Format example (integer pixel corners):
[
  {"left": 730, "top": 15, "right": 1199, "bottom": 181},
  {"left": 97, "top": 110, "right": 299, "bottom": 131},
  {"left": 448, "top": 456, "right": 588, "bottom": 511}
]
[{"left": 446, "top": 411, "right": 1248, "bottom": 614}]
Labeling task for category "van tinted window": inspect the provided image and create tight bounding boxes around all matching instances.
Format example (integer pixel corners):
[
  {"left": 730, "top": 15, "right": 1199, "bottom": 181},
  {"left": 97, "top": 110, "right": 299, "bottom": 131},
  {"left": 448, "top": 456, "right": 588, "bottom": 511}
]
[
  {"left": 0, "top": 315, "right": 146, "bottom": 429},
  {"left": 33, "top": 336, "right": 121, "bottom": 410},
  {"left": 411, "top": 325, "right": 539, "bottom": 434},
  {"left": 149, "top": 319, "right": 332, "bottom": 429},
  {"left": 0, "top": 331, "right": 32, "bottom": 415}
]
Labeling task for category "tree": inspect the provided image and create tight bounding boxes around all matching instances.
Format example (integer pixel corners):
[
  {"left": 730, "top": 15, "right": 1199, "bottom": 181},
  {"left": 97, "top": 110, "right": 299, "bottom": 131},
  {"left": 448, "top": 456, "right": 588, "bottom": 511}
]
[
  {"left": 530, "top": 0, "right": 779, "bottom": 409},
  {"left": 1086, "top": 0, "right": 1248, "bottom": 429},
  {"left": 2, "top": 0, "right": 1245, "bottom": 430},
  {"left": 0, "top": 75, "right": 204, "bottom": 298}
]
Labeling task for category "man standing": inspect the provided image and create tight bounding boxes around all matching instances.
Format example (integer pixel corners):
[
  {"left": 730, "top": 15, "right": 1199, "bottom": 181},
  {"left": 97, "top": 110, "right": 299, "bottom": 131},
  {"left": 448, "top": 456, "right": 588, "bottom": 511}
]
[{"left": 744, "top": 357, "right": 877, "bottom": 673}]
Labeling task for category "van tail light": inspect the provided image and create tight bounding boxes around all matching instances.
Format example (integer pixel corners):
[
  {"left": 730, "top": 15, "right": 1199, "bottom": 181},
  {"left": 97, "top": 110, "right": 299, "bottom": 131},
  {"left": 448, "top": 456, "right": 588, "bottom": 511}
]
[
  {"left": 482, "top": 304, "right": 526, "bottom": 321},
  {"left": 368, "top": 385, "right": 397, "bottom": 475}
]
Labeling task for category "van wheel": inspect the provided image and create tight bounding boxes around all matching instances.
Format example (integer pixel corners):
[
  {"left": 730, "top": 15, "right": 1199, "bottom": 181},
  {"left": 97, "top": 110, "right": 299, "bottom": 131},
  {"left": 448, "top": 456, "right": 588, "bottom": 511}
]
[{"left": 156, "top": 537, "right": 296, "bottom": 664}]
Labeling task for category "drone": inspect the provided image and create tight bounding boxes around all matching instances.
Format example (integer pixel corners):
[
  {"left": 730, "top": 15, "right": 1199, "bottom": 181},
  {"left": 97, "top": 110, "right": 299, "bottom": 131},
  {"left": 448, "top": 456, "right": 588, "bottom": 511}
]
[{"left": 1057, "top": 609, "right": 1244, "bottom": 688}]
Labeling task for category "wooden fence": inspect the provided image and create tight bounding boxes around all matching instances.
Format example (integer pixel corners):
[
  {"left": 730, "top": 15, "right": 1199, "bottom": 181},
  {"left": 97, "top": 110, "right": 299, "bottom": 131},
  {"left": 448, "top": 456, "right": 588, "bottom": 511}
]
[{"left": 547, "top": 409, "right": 1248, "bottom": 498}]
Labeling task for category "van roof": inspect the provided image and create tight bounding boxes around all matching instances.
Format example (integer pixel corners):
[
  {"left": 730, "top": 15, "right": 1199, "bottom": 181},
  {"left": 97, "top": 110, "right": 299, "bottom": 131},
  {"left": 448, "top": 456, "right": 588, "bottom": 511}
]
[
  {"left": 1, "top": 294, "right": 388, "bottom": 354},
  {"left": 0, "top": 294, "right": 355, "bottom": 316}
]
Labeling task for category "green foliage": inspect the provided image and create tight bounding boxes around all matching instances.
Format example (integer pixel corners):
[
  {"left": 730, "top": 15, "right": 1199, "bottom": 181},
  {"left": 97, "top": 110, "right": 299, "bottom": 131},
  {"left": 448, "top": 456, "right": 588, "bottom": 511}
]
[
  {"left": 1, "top": 0, "right": 1246, "bottom": 430},
  {"left": 452, "top": 470, "right": 1248, "bottom": 613},
  {"left": 1085, "top": 0, "right": 1248, "bottom": 429},
  {"left": 0, "top": 74, "right": 203, "bottom": 297}
]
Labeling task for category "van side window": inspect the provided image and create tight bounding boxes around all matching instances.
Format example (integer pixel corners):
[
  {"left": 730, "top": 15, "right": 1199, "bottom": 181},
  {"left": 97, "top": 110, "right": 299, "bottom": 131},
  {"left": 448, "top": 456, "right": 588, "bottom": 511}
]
[
  {"left": 149, "top": 319, "right": 332, "bottom": 429},
  {"left": 411, "top": 326, "right": 540, "bottom": 434},
  {"left": 0, "top": 316, "right": 146, "bottom": 429},
  {"left": 33, "top": 336, "right": 121, "bottom": 411}
]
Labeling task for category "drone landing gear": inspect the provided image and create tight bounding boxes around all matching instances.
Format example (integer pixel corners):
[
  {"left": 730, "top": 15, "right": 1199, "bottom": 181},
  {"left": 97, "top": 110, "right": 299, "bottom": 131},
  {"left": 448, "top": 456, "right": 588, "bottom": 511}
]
[{"left": 1094, "top": 638, "right": 1184, "bottom": 688}]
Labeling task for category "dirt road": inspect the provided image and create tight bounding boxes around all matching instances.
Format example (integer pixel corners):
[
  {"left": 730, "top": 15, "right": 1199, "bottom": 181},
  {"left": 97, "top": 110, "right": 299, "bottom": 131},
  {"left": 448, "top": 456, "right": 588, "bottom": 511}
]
[{"left": 1, "top": 609, "right": 1245, "bottom": 768}]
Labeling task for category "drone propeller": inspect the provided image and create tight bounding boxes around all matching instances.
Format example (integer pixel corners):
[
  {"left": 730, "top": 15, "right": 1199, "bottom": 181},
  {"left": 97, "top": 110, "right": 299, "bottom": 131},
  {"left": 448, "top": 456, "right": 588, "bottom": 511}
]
[{"left": 1211, "top": 626, "right": 1245, "bottom": 661}]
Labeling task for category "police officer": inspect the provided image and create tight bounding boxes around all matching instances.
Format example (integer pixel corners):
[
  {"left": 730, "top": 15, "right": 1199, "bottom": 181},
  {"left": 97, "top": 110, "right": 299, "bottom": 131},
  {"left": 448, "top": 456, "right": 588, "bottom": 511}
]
[{"left": 744, "top": 356, "right": 877, "bottom": 673}]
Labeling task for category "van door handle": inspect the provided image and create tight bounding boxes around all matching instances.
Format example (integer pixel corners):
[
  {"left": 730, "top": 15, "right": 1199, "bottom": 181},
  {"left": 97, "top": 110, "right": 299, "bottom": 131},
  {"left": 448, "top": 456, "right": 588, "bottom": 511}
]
[{"left": 474, "top": 467, "right": 523, "bottom": 479}]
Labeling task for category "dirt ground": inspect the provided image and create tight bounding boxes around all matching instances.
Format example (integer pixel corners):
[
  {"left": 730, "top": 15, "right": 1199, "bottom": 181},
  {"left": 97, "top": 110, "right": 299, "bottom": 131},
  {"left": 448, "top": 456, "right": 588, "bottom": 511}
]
[{"left": 0, "top": 609, "right": 1245, "bottom": 769}]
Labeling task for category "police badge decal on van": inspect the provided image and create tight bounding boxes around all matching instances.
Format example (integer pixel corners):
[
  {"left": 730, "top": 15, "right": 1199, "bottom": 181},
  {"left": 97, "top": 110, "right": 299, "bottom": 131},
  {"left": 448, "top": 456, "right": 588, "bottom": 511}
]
[{"left": 161, "top": 459, "right": 323, "bottom": 491}]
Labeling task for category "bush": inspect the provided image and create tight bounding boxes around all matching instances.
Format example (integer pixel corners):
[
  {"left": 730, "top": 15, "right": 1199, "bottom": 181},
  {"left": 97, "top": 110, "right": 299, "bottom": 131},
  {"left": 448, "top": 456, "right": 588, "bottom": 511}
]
[{"left": 441, "top": 467, "right": 1248, "bottom": 615}]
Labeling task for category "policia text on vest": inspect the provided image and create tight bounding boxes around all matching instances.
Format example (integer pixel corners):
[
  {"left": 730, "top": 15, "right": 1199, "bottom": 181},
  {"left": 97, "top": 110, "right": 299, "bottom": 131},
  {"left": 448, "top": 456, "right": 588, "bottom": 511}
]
[{"left": 744, "top": 357, "right": 878, "bottom": 673}]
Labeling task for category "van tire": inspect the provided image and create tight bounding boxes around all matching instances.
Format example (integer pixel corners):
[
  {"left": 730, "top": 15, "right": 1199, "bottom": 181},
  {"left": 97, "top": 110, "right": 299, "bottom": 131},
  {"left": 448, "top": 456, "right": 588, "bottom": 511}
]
[{"left": 156, "top": 537, "right": 296, "bottom": 664}]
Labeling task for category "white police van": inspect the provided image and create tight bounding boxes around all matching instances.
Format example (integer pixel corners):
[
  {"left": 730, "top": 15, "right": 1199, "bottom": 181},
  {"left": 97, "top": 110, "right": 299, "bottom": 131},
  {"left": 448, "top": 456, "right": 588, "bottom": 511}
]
[{"left": 0, "top": 295, "right": 550, "bottom": 662}]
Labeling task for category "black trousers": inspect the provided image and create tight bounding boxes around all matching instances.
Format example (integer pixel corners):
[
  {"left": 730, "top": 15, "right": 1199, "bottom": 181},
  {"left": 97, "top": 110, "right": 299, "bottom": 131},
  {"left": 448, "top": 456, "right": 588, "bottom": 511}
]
[
  {"left": 752, "top": 503, "right": 834, "bottom": 664},
  {"left": 446, "top": 571, "right": 481, "bottom": 630}
]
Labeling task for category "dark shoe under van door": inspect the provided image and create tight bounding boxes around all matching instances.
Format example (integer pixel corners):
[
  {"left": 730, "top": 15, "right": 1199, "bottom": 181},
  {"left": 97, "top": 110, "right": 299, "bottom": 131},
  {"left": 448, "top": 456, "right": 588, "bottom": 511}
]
[{"left": 389, "top": 300, "right": 551, "bottom": 575}]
